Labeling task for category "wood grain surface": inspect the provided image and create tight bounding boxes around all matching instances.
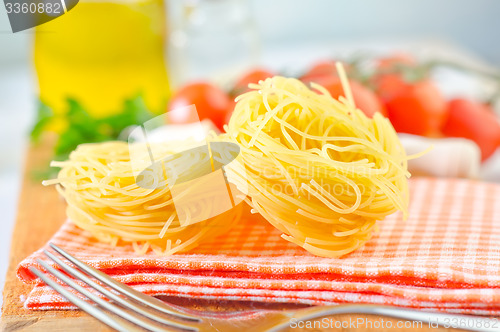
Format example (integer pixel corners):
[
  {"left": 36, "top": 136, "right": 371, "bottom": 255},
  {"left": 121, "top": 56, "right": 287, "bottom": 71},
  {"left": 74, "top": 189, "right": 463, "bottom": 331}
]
[{"left": 0, "top": 141, "right": 457, "bottom": 331}]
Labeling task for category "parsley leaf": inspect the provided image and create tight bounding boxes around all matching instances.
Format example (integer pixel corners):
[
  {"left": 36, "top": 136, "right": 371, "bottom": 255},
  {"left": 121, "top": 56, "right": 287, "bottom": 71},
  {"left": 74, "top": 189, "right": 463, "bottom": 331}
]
[{"left": 31, "top": 95, "right": 156, "bottom": 161}]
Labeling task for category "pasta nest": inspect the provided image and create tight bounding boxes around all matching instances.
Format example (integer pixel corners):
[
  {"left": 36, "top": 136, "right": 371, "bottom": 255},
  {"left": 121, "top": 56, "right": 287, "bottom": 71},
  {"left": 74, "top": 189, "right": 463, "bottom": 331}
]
[
  {"left": 49, "top": 141, "right": 242, "bottom": 255},
  {"left": 225, "top": 76, "right": 409, "bottom": 257}
]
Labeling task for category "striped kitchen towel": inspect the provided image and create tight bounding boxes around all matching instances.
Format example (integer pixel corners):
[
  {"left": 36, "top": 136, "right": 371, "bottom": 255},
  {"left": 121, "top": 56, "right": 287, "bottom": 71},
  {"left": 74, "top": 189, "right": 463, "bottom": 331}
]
[{"left": 17, "top": 177, "right": 500, "bottom": 315}]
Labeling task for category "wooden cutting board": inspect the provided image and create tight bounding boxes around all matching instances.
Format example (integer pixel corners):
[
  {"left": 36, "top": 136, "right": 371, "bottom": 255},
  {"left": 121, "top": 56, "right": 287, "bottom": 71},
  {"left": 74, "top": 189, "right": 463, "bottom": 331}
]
[{"left": 0, "top": 141, "right": 450, "bottom": 331}]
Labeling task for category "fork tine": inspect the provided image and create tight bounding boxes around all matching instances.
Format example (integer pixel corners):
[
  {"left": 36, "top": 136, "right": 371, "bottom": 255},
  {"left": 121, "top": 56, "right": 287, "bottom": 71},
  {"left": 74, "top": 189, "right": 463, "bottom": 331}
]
[
  {"left": 49, "top": 243, "right": 200, "bottom": 322},
  {"left": 37, "top": 259, "right": 196, "bottom": 332},
  {"left": 29, "top": 266, "right": 143, "bottom": 332},
  {"left": 43, "top": 249, "right": 200, "bottom": 330}
]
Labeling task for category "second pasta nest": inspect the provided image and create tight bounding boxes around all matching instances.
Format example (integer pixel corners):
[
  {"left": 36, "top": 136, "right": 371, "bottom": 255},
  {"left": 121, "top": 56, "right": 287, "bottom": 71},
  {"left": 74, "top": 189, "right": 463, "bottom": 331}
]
[{"left": 224, "top": 76, "right": 409, "bottom": 257}]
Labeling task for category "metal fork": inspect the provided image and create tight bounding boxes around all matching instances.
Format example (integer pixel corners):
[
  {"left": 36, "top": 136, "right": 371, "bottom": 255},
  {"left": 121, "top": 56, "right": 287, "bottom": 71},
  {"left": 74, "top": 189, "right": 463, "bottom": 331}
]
[{"left": 30, "top": 243, "right": 498, "bottom": 332}]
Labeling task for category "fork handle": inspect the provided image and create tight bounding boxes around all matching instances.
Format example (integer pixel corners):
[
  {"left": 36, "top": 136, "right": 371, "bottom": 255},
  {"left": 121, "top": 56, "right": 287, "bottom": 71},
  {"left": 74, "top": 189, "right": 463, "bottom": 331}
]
[{"left": 266, "top": 304, "right": 498, "bottom": 332}]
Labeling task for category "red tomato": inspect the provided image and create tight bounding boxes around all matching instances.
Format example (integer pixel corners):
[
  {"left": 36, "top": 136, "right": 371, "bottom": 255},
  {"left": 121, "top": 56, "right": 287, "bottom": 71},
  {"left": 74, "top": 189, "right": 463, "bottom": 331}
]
[
  {"left": 168, "top": 82, "right": 232, "bottom": 131},
  {"left": 374, "top": 74, "right": 408, "bottom": 102},
  {"left": 442, "top": 98, "right": 500, "bottom": 161},
  {"left": 377, "top": 53, "right": 416, "bottom": 71},
  {"left": 304, "top": 76, "right": 387, "bottom": 118},
  {"left": 301, "top": 61, "right": 355, "bottom": 82},
  {"left": 383, "top": 79, "right": 447, "bottom": 136},
  {"left": 232, "top": 69, "right": 274, "bottom": 95},
  {"left": 301, "top": 61, "right": 338, "bottom": 81},
  {"left": 374, "top": 53, "right": 419, "bottom": 102},
  {"left": 374, "top": 54, "right": 420, "bottom": 102}
]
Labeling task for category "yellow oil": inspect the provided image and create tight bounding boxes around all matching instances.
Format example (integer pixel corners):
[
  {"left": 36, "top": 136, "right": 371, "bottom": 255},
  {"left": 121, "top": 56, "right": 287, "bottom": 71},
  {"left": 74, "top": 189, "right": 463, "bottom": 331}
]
[{"left": 34, "top": 0, "right": 169, "bottom": 117}]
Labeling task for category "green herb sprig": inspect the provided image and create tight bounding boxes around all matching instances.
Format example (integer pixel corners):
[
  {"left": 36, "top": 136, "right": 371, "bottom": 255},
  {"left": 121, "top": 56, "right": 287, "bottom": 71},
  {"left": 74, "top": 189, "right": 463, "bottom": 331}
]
[{"left": 30, "top": 95, "right": 156, "bottom": 179}]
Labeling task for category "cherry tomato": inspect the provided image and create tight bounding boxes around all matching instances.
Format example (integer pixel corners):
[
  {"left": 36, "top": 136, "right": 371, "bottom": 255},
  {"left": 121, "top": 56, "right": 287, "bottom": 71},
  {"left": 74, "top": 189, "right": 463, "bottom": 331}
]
[
  {"left": 301, "top": 61, "right": 356, "bottom": 82},
  {"left": 374, "top": 54, "right": 422, "bottom": 102},
  {"left": 374, "top": 54, "right": 419, "bottom": 102},
  {"left": 374, "top": 74, "right": 408, "bottom": 102},
  {"left": 304, "top": 76, "right": 387, "bottom": 118},
  {"left": 442, "top": 98, "right": 500, "bottom": 161},
  {"left": 377, "top": 53, "right": 416, "bottom": 71},
  {"left": 300, "top": 61, "right": 338, "bottom": 81},
  {"left": 168, "top": 82, "right": 232, "bottom": 131},
  {"left": 383, "top": 79, "right": 447, "bottom": 136},
  {"left": 232, "top": 69, "right": 274, "bottom": 95}
]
